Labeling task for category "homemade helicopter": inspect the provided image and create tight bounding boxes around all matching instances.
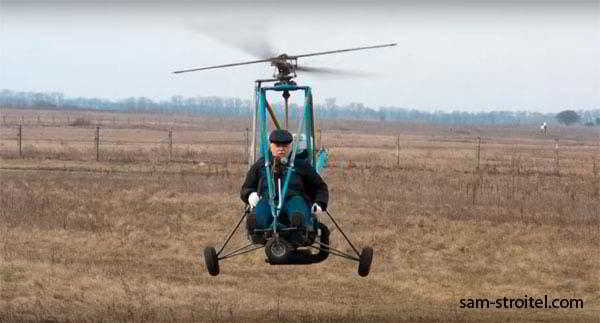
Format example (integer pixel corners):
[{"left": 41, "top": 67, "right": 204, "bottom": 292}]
[{"left": 173, "top": 43, "right": 396, "bottom": 276}]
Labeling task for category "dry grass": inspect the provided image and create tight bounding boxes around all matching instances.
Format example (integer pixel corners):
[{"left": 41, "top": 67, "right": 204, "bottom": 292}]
[{"left": 1, "top": 108, "right": 599, "bottom": 322}]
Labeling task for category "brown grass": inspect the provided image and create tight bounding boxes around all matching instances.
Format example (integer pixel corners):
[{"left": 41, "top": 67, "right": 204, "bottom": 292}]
[{"left": 1, "top": 108, "right": 599, "bottom": 322}]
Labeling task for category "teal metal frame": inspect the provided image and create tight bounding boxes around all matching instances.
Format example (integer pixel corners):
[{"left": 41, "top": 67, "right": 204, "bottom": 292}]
[{"left": 257, "top": 83, "right": 317, "bottom": 235}]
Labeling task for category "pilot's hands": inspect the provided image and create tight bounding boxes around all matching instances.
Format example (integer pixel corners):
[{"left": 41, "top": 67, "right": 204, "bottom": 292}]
[
  {"left": 248, "top": 192, "right": 260, "bottom": 208},
  {"left": 311, "top": 203, "right": 324, "bottom": 215}
]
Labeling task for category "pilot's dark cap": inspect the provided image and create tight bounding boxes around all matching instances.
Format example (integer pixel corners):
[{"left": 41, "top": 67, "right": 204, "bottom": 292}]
[{"left": 269, "top": 129, "right": 293, "bottom": 144}]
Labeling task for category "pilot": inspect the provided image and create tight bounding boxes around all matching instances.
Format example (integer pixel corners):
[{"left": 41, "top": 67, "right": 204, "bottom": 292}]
[{"left": 240, "top": 129, "right": 328, "bottom": 231}]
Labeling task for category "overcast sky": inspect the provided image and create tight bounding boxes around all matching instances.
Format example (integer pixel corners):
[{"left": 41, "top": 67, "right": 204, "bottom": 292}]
[{"left": 1, "top": 1, "right": 598, "bottom": 112}]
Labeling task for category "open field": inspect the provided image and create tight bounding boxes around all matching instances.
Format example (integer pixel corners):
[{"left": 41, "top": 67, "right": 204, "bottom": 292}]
[{"left": 1, "top": 107, "right": 599, "bottom": 322}]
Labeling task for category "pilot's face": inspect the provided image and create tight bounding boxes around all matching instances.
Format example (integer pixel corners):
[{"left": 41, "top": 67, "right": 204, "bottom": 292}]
[{"left": 270, "top": 142, "right": 291, "bottom": 159}]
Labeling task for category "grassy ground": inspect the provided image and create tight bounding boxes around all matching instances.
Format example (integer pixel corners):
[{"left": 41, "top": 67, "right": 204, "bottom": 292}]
[{"left": 1, "top": 109, "right": 599, "bottom": 322}]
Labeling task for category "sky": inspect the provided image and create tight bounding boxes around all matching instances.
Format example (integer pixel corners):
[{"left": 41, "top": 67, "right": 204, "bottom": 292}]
[{"left": 1, "top": 1, "right": 599, "bottom": 112}]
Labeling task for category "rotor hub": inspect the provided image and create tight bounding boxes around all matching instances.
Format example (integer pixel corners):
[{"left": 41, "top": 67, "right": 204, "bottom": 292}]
[{"left": 271, "top": 56, "right": 297, "bottom": 81}]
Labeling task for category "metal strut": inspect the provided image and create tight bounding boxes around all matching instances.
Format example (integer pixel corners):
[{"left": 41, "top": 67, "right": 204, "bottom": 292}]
[
  {"left": 218, "top": 243, "right": 264, "bottom": 260},
  {"left": 216, "top": 209, "right": 248, "bottom": 256},
  {"left": 325, "top": 210, "right": 361, "bottom": 257},
  {"left": 308, "top": 242, "right": 359, "bottom": 262}
]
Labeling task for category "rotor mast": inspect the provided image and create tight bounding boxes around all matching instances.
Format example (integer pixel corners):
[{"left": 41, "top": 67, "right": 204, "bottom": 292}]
[{"left": 173, "top": 43, "right": 397, "bottom": 155}]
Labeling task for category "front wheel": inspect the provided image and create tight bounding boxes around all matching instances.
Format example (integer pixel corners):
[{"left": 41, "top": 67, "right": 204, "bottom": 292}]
[
  {"left": 357, "top": 247, "right": 373, "bottom": 277},
  {"left": 204, "top": 246, "right": 220, "bottom": 276},
  {"left": 265, "top": 238, "right": 291, "bottom": 264}
]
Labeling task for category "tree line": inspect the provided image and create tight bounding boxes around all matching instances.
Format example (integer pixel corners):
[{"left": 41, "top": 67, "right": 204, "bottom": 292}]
[{"left": 1, "top": 89, "right": 598, "bottom": 126}]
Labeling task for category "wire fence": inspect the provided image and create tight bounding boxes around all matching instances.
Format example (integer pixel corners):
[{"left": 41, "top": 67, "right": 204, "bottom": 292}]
[
  {"left": 1, "top": 123, "right": 598, "bottom": 177},
  {"left": 0, "top": 113, "right": 225, "bottom": 130},
  {"left": 0, "top": 124, "right": 249, "bottom": 164}
]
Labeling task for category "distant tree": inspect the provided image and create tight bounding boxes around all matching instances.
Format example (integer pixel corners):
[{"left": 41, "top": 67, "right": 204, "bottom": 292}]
[
  {"left": 3, "top": 89, "right": 595, "bottom": 124},
  {"left": 170, "top": 95, "right": 183, "bottom": 108},
  {"left": 325, "top": 97, "right": 337, "bottom": 109},
  {"left": 378, "top": 110, "right": 386, "bottom": 122},
  {"left": 556, "top": 110, "right": 581, "bottom": 125}
]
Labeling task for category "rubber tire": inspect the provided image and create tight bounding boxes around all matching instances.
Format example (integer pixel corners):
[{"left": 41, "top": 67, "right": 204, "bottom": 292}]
[
  {"left": 358, "top": 247, "right": 373, "bottom": 277},
  {"left": 265, "top": 238, "right": 291, "bottom": 264},
  {"left": 204, "top": 246, "right": 220, "bottom": 276}
]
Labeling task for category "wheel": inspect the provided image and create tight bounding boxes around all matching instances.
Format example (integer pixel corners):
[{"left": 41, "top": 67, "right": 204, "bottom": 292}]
[
  {"left": 204, "top": 246, "right": 220, "bottom": 276},
  {"left": 358, "top": 247, "right": 373, "bottom": 277},
  {"left": 265, "top": 238, "right": 291, "bottom": 264}
]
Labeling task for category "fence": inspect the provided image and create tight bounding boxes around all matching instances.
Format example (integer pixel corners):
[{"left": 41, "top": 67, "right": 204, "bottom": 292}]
[
  {"left": 0, "top": 113, "right": 217, "bottom": 129},
  {"left": 2, "top": 125, "right": 408, "bottom": 167},
  {"left": 322, "top": 134, "right": 599, "bottom": 179},
  {"left": 0, "top": 124, "right": 249, "bottom": 164},
  {"left": 1, "top": 123, "right": 598, "bottom": 179}
]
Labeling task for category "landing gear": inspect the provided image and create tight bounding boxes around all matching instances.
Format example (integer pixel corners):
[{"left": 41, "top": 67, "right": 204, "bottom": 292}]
[
  {"left": 202, "top": 206, "right": 372, "bottom": 276},
  {"left": 204, "top": 246, "right": 220, "bottom": 276},
  {"left": 358, "top": 247, "right": 373, "bottom": 277},
  {"left": 265, "top": 238, "right": 292, "bottom": 264}
]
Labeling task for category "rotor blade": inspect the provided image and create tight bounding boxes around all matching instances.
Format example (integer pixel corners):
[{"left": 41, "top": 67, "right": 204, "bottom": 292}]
[
  {"left": 238, "top": 39, "right": 278, "bottom": 59},
  {"left": 296, "top": 65, "right": 374, "bottom": 77},
  {"left": 184, "top": 19, "right": 277, "bottom": 59},
  {"left": 173, "top": 58, "right": 273, "bottom": 74},
  {"left": 290, "top": 43, "right": 396, "bottom": 59}
]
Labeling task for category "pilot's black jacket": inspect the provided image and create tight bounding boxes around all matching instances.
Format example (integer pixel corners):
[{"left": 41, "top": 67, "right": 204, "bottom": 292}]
[{"left": 240, "top": 156, "right": 329, "bottom": 210}]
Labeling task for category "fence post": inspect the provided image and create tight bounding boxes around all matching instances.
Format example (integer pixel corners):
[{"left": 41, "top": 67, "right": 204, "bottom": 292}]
[
  {"left": 554, "top": 138, "right": 559, "bottom": 175},
  {"left": 594, "top": 140, "right": 599, "bottom": 199},
  {"left": 476, "top": 136, "right": 481, "bottom": 172},
  {"left": 593, "top": 155, "right": 598, "bottom": 199},
  {"left": 250, "top": 87, "right": 257, "bottom": 167},
  {"left": 95, "top": 126, "right": 100, "bottom": 161},
  {"left": 472, "top": 181, "right": 478, "bottom": 205},
  {"left": 18, "top": 123, "right": 22, "bottom": 158},
  {"left": 244, "top": 127, "right": 249, "bottom": 164},
  {"left": 396, "top": 135, "right": 400, "bottom": 167},
  {"left": 318, "top": 128, "right": 322, "bottom": 150},
  {"left": 168, "top": 128, "right": 173, "bottom": 162}
]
